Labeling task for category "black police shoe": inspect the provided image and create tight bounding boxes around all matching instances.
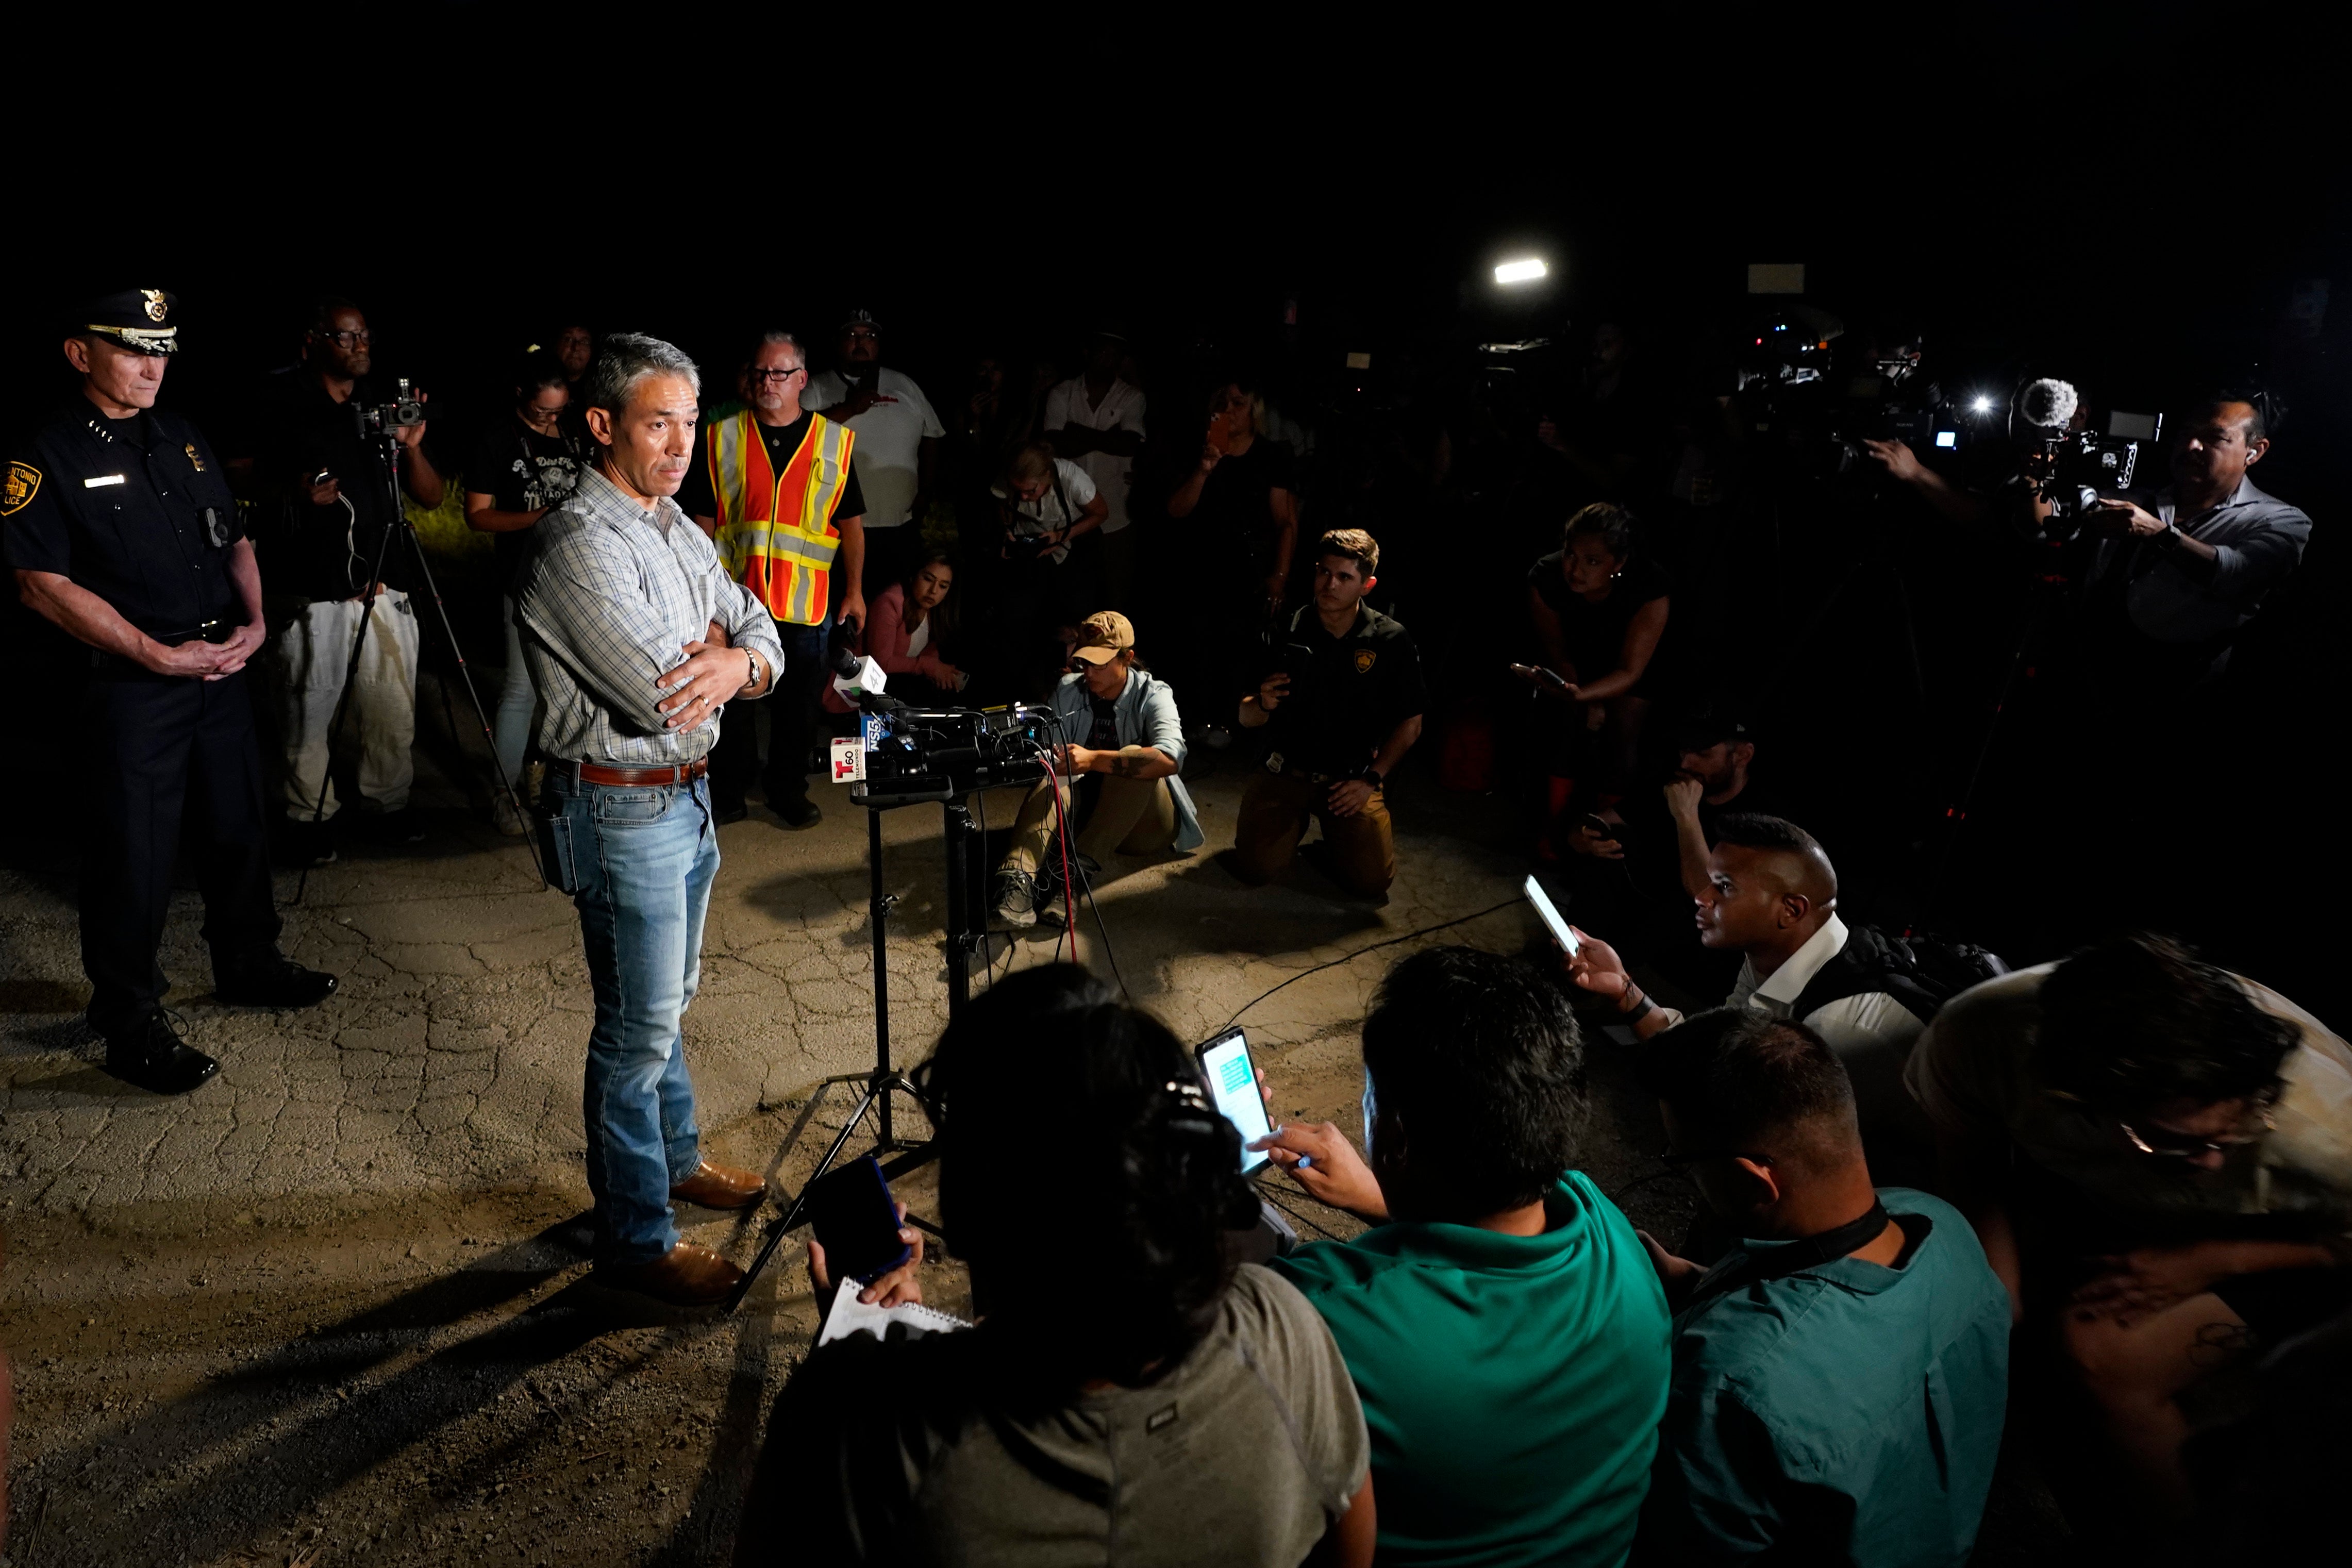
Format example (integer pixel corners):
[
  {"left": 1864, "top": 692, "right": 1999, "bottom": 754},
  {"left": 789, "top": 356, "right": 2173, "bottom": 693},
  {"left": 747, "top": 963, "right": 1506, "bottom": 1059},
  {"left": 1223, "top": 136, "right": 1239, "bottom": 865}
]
[
  {"left": 105, "top": 1010, "right": 219, "bottom": 1095},
  {"left": 281, "top": 815, "right": 338, "bottom": 868},
  {"left": 772, "top": 795, "right": 822, "bottom": 831},
  {"left": 216, "top": 953, "right": 340, "bottom": 1010},
  {"left": 712, "top": 797, "right": 748, "bottom": 826}
]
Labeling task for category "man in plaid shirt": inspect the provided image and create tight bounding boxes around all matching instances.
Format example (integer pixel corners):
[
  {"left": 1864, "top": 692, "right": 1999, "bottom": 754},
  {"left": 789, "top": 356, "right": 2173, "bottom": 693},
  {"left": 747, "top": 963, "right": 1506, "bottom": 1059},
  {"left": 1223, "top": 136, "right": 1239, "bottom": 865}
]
[{"left": 517, "top": 333, "right": 786, "bottom": 1306}]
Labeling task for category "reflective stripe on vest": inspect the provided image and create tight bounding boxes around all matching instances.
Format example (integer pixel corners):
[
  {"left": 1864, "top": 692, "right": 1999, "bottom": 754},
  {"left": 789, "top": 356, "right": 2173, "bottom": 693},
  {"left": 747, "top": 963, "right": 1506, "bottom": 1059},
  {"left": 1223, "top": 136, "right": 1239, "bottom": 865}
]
[{"left": 707, "top": 411, "right": 857, "bottom": 626}]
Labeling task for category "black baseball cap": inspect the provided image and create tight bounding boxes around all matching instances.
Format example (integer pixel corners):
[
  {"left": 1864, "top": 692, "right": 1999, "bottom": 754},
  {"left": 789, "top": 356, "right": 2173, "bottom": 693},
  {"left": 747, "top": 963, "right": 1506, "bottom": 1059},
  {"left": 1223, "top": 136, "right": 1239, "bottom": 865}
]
[{"left": 1669, "top": 711, "right": 1751, "bottom": 752}]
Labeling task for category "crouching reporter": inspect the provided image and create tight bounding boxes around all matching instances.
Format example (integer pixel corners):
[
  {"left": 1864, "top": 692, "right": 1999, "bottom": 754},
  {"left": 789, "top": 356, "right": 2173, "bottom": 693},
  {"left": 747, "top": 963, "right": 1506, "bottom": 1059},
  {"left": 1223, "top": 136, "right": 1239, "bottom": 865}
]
[
  {"left": 988, "top": 612, "right": 1205, "bottom": 930},
  {"left": 735, "top": 965, "right": 1375, "bottom": 1567}
]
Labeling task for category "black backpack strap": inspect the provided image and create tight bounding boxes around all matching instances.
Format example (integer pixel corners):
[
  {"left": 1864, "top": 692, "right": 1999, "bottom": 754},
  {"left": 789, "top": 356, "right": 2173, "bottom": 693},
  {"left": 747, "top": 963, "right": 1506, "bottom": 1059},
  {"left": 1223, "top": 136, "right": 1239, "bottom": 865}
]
[
  {"left": 1684, "top": 1202, "right": 1893, "bottom": 1312},
  {"left": 1789, "top": 925, "right": 1937, "bottom": 1024}
]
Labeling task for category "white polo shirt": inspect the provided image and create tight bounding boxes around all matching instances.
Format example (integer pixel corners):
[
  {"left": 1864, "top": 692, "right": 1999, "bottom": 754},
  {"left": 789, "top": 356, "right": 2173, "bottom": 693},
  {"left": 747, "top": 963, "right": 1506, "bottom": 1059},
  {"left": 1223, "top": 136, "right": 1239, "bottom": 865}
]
[
  {"left": 1043, "top": 375, "right": 1147, "bottom": 533},
  {"left": 805, "top": 368, "right": 946, "bottom": 530}
]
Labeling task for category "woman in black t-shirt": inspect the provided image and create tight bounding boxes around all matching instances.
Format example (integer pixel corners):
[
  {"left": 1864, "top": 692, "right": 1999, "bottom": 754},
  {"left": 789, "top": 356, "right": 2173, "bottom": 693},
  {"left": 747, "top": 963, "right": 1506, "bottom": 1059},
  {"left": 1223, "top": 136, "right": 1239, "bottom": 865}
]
[
  {"left": 1164, "top": 378, "right": 1299, "bottom": 731},
  {"left": 1520, "top": 503, "right": 1670, "bottom": 847},
  {"left": 463, "top": 352, "right": 588, "bottom": 832}
]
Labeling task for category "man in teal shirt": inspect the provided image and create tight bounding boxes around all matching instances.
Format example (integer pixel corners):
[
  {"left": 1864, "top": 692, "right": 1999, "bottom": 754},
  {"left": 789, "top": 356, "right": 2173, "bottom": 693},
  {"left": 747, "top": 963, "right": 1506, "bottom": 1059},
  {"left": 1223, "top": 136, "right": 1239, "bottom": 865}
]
[
  {"left": 1633, "top": 1010, "right": 2010, "bottom": 1567},
  {"left": 1256, "top": 947, "right": 1672, "bottom": 1566}
]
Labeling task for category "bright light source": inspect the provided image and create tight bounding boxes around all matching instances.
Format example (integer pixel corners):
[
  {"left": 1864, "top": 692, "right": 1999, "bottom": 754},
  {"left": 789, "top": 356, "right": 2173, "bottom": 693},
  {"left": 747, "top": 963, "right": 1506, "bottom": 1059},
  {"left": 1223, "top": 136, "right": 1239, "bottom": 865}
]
[
  {"left": 1494, "top": 258, "right": 1548, "bottom": 285},
  {"left": 1972, "top": 396, "right": 1992, "bottom": 413}
]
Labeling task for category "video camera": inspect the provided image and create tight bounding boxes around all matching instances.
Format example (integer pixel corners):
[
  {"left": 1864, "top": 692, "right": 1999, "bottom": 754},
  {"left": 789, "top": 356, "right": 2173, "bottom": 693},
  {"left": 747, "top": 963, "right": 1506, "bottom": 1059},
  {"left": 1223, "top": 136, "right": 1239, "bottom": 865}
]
[
  {"left": 2009, "top": 377, "right": 2162, "bottom": 529},
  {"left": 350, "top": 376, "right": 428, "bottom": 439}
]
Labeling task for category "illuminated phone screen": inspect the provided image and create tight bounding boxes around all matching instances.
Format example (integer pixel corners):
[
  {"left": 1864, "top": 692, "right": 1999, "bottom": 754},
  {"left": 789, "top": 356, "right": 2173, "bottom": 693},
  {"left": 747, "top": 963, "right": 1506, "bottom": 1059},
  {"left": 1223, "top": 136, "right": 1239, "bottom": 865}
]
[
  {"left": 1198, "top": 1029, "right": 1274, "bottom": 1175},
  {"left": 1525, "top": 874, "right": 1578, "bottom": 955}
]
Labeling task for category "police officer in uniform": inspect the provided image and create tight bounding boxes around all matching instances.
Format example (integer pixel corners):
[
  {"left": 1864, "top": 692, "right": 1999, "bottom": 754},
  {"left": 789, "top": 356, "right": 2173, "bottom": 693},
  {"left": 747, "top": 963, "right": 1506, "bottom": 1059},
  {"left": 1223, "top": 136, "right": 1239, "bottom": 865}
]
[
  {"left": 2, "top": 289, "right": 337, "bottom": 1094},
  {"left": 1230, "top": 527, "right": 1427, "bottom": 899}
]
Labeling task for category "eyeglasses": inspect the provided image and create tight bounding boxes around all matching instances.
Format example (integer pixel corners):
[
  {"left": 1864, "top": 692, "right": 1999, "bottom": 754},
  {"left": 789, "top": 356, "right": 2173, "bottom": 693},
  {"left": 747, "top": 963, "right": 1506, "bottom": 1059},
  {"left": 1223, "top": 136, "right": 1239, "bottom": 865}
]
[
  {"left": 1658, "top": 1146, "right": 1774, "bottom": 1170},
  {"left": 2117, "top": 1095, "right": 2279, "bottom": 1160},
  {"left": 746, "top": 366, "right": 805, "bottom": 383},
  {"left": 314, "top": 329, "right": 372, "bottom": 347}
]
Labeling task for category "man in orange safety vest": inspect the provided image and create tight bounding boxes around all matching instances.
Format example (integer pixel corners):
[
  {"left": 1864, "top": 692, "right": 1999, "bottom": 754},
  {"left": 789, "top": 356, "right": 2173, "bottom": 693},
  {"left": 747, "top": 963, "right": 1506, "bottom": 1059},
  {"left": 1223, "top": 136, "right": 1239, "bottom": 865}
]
[{"left": 683, "top": 330, "right": 866, "bottom": 828}]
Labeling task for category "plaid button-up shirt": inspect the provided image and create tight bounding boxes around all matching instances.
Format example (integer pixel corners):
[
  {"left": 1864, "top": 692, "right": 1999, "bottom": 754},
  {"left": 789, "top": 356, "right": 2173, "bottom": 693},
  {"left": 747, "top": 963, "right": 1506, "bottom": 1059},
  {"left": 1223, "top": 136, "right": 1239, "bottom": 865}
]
[{"left": 517, "top": 464, "right": 785, "bottom": 766}]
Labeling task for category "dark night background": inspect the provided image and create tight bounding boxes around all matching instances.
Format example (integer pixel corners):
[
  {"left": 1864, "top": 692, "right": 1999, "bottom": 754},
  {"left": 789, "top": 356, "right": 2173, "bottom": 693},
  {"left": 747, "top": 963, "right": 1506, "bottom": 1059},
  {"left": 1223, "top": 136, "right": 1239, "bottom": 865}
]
[{"left": 11, "top": 7, "right": 2350, "bottom": 1018}]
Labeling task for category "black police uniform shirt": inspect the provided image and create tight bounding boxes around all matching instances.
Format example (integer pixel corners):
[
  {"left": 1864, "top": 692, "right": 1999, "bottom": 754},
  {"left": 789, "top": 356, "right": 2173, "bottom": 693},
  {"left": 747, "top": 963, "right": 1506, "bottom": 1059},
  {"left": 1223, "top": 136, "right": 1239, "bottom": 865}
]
[
  {"left": 3, "top": 404, "right": 243, "bottom": 643},
  {"left": 467, "top": 414, "right": 590, "bottom": 597},
  {"left": 251, "top": 370, "right": 432, "bottom": 603},
  {"left": 1262, "top": 603, "right": 1428, "bottom": 777}
]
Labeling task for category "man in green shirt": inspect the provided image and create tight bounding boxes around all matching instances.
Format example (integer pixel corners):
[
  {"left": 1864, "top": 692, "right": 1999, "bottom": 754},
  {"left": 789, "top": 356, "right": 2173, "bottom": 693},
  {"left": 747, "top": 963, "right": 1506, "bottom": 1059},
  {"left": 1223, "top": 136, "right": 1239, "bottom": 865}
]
[
  {"left": 1255, "top": 947, "right": 1672, "bottom": 1566},
  {"left": 1634, "top": 1010, "right": 2010, "bottom": 1567}
]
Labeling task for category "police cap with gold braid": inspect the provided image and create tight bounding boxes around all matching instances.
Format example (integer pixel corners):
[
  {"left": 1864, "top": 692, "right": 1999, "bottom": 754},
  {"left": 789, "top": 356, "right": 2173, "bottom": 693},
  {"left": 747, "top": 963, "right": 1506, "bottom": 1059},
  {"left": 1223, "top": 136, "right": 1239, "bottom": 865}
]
[{"left": 79, "top": 287, "right": 179, "bottom": 356}]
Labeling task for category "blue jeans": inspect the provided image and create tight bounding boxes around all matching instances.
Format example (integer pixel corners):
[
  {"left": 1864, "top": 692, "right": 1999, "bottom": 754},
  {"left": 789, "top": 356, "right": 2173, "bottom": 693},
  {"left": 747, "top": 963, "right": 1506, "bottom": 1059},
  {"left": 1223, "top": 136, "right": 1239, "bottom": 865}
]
[{"left": 547, "top": 768, "right": 718, "bottom": 1263}]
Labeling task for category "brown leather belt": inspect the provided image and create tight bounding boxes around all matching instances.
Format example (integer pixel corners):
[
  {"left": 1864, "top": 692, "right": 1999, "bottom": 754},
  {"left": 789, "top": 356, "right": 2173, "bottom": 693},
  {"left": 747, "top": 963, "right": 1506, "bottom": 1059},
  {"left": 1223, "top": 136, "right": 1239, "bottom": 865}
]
[{"left": 566, "top": 758, "right": 709, "bottom": 787}]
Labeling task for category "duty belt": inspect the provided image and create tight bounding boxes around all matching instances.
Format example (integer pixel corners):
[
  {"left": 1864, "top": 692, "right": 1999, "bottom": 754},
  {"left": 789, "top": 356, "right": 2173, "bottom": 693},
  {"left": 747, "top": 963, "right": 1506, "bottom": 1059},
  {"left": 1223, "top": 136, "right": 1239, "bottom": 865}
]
[{"left": 1265, "top": 752, "right": 1377, "bottom": 788}]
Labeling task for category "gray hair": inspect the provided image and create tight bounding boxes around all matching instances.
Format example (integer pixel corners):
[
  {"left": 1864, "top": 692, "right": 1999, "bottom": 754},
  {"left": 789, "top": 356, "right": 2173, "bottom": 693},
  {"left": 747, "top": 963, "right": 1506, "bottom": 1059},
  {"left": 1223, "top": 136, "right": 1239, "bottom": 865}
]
[
  {"left": 582, "top": 331, "right": 700, "bottom": 416},
  {"left": 750, "top": 329, "right": 805, "bottom": 366}
]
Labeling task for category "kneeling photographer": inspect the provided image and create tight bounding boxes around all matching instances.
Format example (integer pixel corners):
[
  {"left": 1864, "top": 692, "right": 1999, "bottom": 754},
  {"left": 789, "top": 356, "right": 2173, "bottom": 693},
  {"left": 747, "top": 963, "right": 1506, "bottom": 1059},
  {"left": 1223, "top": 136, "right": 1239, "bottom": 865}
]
[
  {"left": 988, "top": 611, "right": 1203, "bottom": 930},
  {"left": 248, "top": 296, "right": 446, "bottom": 863}
]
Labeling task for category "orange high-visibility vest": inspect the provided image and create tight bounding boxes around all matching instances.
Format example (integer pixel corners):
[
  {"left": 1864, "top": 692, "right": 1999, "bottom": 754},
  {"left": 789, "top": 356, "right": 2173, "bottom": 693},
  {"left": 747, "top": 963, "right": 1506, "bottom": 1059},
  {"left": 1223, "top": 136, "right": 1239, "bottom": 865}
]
[{"left": 705, "top": 410, "right": 857, "bottom": 626}]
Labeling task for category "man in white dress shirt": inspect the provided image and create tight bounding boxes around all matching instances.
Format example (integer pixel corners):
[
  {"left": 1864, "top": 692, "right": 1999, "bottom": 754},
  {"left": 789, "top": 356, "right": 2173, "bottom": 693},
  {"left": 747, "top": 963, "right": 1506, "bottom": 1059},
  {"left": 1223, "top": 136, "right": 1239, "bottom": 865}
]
[{"left": 1566, "top": 812, "right": 1937, "bottom": 1182}]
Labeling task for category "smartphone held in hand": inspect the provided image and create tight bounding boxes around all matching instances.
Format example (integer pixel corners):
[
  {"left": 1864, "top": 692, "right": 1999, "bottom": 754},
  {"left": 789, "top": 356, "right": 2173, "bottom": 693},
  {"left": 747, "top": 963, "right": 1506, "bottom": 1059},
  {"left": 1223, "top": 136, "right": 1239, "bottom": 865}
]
[
  {"left": 1525, "top": 874, "right": 1579, "bottom": 957},
  {"left": 806, "top": 1154, "right": 912, "bottom": 1285},
  {"left": 1196, "top": 1027, "right": 1274, "bottom": 1176}
]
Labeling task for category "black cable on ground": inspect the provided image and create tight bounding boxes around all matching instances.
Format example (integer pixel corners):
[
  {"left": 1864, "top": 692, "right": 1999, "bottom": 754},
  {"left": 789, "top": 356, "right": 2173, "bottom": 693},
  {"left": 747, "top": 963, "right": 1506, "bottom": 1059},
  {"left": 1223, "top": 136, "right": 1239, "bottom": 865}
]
[{"left": 1221, "top": 895, "right": 1527, "bottom": 1032}]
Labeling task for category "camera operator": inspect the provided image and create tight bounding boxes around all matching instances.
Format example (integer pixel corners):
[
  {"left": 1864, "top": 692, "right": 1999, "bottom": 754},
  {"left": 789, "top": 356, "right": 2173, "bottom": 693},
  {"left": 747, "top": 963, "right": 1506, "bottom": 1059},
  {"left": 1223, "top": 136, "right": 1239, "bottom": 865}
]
[
  {"left": 514, "top": 332, "right": 784, "bottom": 1306},
  {"left": 1230, "top": 530, "right": 1425, "bottom": 900},
  {"left": 1906, "top": 934, "right": 2352, "bottom": 1533},
  {"left": 3, "top": 290, "right": 337, "bottom": 1094},
  {"left": 989, "top": 440, "right": 1108, "bottom": 691},
  {"left": 986, "top": 612, "right": 1203, "bottom": 930},
  {"left": 249, "top": 296, "right": 446, "bottom": 863},
  {"left": 681, "top": 330, "right": 865, "bottom": 829},
  {"left": 2078, "top": 393, "right": 2308, "bottom": 698}
]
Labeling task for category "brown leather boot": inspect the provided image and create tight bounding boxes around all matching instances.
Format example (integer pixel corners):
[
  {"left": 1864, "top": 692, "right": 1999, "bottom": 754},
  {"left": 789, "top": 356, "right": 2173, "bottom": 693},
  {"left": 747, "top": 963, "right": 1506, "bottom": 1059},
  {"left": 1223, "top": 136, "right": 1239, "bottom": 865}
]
[
  {"left": 596, "top": 1241, "right": 743, "bottom": 1306},
  {"left": 670, "top": 1159, "right": 766, "bottom": 1210}
]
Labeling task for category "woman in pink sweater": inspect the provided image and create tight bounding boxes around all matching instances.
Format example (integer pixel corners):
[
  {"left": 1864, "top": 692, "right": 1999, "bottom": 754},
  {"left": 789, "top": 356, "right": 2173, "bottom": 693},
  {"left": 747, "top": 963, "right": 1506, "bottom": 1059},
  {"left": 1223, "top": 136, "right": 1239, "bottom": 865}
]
[{"left": 827, "top": 551, "right": 967, "bottom": 712}]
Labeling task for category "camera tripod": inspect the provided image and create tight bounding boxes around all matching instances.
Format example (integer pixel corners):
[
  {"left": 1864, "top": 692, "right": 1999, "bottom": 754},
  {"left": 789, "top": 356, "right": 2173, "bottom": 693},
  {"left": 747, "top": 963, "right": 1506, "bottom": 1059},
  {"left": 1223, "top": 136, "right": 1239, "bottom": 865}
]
[
  {"left": 725, "top": 780, "right": 991, "bottom": 1313},
  {"left": 292, "top": 425, "right": 535, "bottom": 901}
]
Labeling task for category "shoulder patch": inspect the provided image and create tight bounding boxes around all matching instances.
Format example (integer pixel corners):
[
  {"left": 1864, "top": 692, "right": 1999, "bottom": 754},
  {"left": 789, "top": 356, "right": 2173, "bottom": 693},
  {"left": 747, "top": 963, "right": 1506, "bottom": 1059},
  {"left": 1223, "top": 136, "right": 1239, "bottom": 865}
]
[
  {"left": 2, "top": 461, "right": 41, "bottom": 517},
  {"left": 1354, "top": 648, "right": 1378, "bottom": 674}
]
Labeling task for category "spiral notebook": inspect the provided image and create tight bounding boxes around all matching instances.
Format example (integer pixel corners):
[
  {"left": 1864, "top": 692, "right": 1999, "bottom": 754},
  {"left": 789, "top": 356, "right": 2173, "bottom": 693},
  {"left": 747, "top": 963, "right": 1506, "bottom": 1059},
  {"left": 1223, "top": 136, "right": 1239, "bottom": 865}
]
[{"left": 818, "top": 1282, "right": 973, "bottom": 1347}]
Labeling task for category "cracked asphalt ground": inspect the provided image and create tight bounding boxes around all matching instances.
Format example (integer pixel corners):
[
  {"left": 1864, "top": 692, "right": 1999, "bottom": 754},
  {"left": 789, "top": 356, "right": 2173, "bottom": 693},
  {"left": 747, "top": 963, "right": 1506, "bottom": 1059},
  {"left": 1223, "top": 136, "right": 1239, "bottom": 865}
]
[{"left": 5, "top": 719, "right": 1714, "bottom": 1567}]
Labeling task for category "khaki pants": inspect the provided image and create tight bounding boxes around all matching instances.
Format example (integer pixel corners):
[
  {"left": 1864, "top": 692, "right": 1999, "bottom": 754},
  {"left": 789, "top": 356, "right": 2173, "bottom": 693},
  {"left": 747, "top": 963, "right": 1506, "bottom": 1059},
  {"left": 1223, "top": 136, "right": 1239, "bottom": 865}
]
[
  {"left": 275, "top": 591, "right": 420, "bottom": 819},
  {"left": 1233, "top": 769, "right": 1395, "bottom": 896},
  {"left": 1005, "top": 749, "right": 1179, "bottom": 876}
]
